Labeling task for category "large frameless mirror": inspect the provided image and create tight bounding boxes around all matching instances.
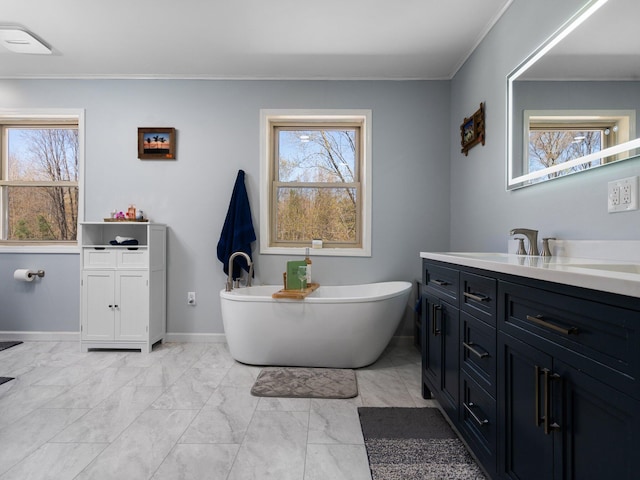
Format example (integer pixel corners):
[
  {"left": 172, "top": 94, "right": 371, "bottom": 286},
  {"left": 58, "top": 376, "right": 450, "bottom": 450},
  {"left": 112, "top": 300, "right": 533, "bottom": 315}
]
[{"left": 507, "top": 0, "right": 640, "bottom": 190}]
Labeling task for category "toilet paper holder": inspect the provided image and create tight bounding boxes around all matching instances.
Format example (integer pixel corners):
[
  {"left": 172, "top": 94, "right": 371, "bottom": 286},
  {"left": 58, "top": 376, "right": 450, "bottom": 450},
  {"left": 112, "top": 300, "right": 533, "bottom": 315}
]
[{"left": 29, "top": 270, "right": 46, "bottom": 278}]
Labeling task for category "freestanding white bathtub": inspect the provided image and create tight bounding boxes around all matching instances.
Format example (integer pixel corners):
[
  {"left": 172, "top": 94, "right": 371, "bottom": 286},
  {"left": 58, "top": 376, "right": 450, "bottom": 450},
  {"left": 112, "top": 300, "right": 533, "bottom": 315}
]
[{"left": 220, "top": 281, "right": 412, "bottom": 368}]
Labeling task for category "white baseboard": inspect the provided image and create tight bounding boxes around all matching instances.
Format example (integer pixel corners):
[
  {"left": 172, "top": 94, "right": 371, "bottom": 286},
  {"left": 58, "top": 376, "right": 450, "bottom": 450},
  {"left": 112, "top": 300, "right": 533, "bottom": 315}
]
[
  {"left": 0, "top": 331, "right": 411, "bottom": 347},
  {"left": 0, "top": 331, "right": 79, "bottom": 342},
  {"left": 164, "top": 333, "right": 227, "bottom": 343}
]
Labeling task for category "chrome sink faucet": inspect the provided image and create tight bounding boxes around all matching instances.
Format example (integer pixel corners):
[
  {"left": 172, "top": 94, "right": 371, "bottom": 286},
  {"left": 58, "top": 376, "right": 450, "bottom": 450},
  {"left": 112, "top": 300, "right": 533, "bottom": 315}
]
[{"left": 510, "top": 228, "right": 539, "bottom": 256}]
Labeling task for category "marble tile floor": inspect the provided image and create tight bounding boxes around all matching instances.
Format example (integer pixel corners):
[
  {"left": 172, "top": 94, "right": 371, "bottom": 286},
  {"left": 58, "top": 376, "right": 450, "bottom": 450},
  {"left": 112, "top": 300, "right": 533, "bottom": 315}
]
[{"left": 0, "top": 340, "right": 435, "bottom": 480}]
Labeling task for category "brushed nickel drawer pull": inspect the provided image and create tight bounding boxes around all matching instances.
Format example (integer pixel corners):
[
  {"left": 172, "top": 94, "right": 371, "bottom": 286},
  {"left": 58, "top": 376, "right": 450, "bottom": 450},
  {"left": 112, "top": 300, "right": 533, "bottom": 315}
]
[
  {"left": 543, "top": 368, "right": 562, "bottom": 435},
  {"left": 431, "top": 304, "right": 442, "bottom": 336},
  {"left": 464, "top": 291, "right": 490, "bottom": 302},
  {"left": 463, "top": 342, "right": 489, "bottom": 359},
  {"left": 526, "top": 314, "right": 579, "bottom": 336},
  {"left": 432, "top": 279, "right": 450, "bottom": 286},
  {"left": 463, "top": 402, "right": 489, "bottom": 426}
]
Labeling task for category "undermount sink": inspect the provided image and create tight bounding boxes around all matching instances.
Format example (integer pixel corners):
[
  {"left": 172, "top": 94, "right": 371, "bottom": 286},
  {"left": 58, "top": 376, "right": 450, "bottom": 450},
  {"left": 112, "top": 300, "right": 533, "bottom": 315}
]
[{"left": 564, "top": 263, "right": 640, "bottom": 274}]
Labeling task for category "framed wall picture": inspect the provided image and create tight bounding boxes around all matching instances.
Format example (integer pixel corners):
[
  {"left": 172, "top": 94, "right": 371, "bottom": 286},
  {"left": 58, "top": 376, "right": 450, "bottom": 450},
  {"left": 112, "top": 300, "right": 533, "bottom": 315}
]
[
  {"left": 138, "top": 127, "right": 176, "bottom": 160},
  {"left": 460, "top": 103, "right": 485, "bottom": 156}
]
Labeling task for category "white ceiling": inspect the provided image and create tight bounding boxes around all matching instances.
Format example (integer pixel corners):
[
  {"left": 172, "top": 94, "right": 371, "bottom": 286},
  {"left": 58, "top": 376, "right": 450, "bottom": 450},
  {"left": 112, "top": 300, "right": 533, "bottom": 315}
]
[{"left": 0, "top": 0, "right": 512, "bottom": 80}]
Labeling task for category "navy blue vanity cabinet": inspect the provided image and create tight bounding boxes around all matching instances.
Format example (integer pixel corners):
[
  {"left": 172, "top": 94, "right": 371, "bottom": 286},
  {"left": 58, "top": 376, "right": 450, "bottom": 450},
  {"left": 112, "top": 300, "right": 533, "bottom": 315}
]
[
  {"left": 422, "top": 261, "right": 460, "bottom": 422},
  {"left": 497, "top": 280, "right": 640, "bottom": 480},
  {"left": 421, "top": 256, "right": 640, "bottom": 480}
]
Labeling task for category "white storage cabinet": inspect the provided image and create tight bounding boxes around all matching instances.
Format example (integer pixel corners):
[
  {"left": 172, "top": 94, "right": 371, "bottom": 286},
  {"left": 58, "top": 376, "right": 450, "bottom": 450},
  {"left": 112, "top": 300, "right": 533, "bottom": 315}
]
[{"left": 80, "top": 222, "right": 166, "bottom": 353}]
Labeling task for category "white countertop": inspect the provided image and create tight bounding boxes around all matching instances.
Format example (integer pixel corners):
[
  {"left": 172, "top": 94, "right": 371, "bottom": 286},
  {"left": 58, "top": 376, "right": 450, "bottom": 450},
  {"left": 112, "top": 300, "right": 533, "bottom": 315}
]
[{"left": 420, "top": 252, "right": 640, "bottom": 299}]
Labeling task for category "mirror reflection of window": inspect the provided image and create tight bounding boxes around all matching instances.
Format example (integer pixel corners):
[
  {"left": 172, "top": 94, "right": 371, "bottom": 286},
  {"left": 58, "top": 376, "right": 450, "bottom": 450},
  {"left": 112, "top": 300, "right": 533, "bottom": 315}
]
[
  {"left": 507, "top": 0, "right": 640, "bottom": 189},
  {"left": 523, "top": 110, "right": 633, "bottom": 183}
]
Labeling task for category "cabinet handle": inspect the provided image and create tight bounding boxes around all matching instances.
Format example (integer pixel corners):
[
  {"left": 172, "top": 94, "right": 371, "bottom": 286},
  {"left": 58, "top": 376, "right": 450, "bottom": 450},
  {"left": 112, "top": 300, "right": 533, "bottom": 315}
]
[
  {"left": 431, "top": 279, "right": 449, "bottom": 286},
  {"left": 535, "top": 366, "right": 561, "bottom": 434},
  {"left": 463, "top": 402, "right": 489, "bottom": 426},
  {"left": 534, "top": 365, "right": 543, "bottom": 427},
  {"left": 526, "top": 314, "right": 579, "bottom": 336},
  {"left": 463, "top": 342, "right": 489, "bottom": 359},
  {"left": 108, "top": 304, "right": 113, "bottom": 309},
  {"left": 431, "top": 303, "right": 442, "bottom": 336},
  {"left": 543, "top": 368, "right": 561, "bottom": 435},
  {"left": 463, "top": 291, "right": 490, "bottom": 302}
]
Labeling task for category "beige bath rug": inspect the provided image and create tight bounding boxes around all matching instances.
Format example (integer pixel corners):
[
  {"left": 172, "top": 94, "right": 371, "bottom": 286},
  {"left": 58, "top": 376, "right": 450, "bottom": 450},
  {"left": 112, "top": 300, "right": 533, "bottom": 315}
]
[{"left": 250, "top": 367, "right": 358, "bottom": 399}]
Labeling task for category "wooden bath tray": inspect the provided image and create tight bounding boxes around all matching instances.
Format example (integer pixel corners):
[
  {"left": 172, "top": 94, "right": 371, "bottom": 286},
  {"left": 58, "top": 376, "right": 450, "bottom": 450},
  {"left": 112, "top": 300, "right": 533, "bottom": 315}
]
[{"left": 272, "top": 283, "right": 319, "bottom": 299}]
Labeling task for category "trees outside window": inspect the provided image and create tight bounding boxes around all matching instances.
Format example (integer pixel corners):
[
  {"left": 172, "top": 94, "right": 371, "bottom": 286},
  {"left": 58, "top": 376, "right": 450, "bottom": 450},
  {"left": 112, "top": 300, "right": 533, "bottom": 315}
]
[
  {"left": 2, "top": 126, "right": 79, "bottom": 243},
  {"left": 528, "top": 129, "right": 603, "bottom": 180}
]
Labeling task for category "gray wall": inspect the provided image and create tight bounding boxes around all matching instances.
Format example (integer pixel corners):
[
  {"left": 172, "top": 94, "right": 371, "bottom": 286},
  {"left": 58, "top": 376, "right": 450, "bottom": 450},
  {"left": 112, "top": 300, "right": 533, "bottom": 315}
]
[
  {"left": 0, "top": 80, "right": 450, "bottom": 335},
  {"left": 450, "top": 0, "right": 640, "bottom": 252}
]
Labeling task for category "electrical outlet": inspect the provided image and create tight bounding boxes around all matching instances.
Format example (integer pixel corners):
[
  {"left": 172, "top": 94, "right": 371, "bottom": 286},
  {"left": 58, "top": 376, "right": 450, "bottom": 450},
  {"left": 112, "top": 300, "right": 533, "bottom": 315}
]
[
  {"left": 187, "top": 291, "right": 196, "bottom": 305},
  {"left": 622, "top": 184, "right": 632, "bottom": 205},
  {"left": 608, "top": 176, "right": 638, "bottom": 213},
  {"left": 609, "top": 184, "right": 620, "bottom": 206}
]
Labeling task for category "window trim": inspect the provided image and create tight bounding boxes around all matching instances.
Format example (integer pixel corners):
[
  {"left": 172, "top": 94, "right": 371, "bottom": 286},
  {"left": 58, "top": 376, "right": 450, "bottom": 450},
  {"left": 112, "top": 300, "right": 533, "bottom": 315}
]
[
  {"left": 259, "top": 109, "right": 372, "bottom": 257},
  {"left": 0, "top": 108, "right": 84, "bottom": 253}
]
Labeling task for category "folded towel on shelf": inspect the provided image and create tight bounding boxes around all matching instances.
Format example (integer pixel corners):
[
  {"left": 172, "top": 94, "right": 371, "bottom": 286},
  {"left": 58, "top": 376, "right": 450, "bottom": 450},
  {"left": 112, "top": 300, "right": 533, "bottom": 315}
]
[
  {"left": 109, "top": 236, "right": 139, "bottom": 245},
  {"left": 217, "top": 169, "right": 256, "bottom": 279}
]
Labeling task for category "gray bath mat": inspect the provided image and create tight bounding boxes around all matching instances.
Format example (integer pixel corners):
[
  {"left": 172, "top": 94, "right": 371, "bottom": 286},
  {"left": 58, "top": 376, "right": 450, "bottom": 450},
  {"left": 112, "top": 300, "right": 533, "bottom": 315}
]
[
  {"left": 0, "top": 341, "right": 23, "bottom": 352},
  {"left": 358, "top": 407, "right": 486, "bottom": 479},
  {"left": 251, "top": 367, "right": 358, "bottom": 399}
]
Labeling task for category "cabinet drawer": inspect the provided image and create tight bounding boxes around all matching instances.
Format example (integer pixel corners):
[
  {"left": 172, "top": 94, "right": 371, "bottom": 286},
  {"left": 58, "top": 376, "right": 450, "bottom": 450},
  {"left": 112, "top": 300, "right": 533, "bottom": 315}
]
[
  {"left": 423, "top": 261, "right": 459, "bottom": 305},
  {"left": 83, "top": 249, "right": 116, "bottom": 268},
  {"left": 500, "top": 280, "right": 639, "bottom": 398},
  {"left": 461, "top": 272, "right": 497, "bottom": 326},
  {"left": 117, "top": 249, "right": 148, "bottom": 268},
  {"left": 460, "top": 372, "right": 497, "bottom": 478},
  {"left": 461, "top": 311, "right": 496, "bottom": 398}
]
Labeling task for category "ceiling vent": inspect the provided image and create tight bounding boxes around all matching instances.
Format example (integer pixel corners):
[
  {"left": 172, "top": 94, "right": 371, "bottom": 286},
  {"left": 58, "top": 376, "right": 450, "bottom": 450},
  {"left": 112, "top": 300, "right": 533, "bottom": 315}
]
[{"left": 0, "top": 27, "right": 51, "bottom": 54}]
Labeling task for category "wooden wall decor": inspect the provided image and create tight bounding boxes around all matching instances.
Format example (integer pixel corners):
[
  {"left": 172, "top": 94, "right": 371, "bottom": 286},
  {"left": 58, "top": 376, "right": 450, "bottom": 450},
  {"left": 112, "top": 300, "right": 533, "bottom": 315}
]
[
  {"left": 138, "top": 127, "right": 176, "bottom": 160},
  {"left": 460, "top": 103, "right": 485, "bottom": 156}
]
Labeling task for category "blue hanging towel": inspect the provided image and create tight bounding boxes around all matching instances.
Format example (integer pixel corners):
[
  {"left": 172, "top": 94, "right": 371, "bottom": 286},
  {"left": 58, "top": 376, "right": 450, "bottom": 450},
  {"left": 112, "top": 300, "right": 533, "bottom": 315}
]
[{"left": 216, "top": 170, "right": 257, "bottom": 279}]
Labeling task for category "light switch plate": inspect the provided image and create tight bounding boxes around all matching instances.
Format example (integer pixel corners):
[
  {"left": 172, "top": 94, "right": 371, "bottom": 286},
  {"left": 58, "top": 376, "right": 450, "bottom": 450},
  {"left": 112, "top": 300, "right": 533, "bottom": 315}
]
[{"left": 608, "top": 176, "right": 638, "bottom": 213}]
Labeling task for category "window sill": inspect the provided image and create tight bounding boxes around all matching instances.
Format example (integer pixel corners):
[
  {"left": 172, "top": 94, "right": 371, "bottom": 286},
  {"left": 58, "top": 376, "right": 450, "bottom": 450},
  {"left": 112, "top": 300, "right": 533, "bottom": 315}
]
[
  {"left": 260, "top": 246, "right": 371, "bottom": 257},
  {"left": 0, "top": 245, "right": 80, "bottom": 254}
]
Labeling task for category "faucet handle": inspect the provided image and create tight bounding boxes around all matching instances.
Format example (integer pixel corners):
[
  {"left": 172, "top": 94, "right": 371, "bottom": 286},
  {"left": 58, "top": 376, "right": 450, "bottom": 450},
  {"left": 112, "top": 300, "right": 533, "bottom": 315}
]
[
  {"left": 541, "top": 237, "right": 556, "bottom": 257},
  {"left": 514, "top": 237, "right": 527, "bottom": 255}
]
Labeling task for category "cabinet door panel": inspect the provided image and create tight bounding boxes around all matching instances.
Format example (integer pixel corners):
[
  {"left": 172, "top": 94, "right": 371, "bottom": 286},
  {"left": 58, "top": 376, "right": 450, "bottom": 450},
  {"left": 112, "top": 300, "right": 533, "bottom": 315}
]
[
  {"left": 115, "top": 272, "right": 148, "bottom": 340},
  {"left": 441, "top": 301, "right": 460, "bottom": 419},
  {"left": 82, "top": 271, "right": 115, "bottom": 340},
  {"left": 556, "top": 360, "right": 639, "bottom": 480},
  {"left": 422, "top": 293, "right": 441, "bottom": 388},
  {"left": 422, "top": 293, "right": 460, "bottom": 419},
  {"left": 499, "top": 332, "right": 554, "bottom": 480}
]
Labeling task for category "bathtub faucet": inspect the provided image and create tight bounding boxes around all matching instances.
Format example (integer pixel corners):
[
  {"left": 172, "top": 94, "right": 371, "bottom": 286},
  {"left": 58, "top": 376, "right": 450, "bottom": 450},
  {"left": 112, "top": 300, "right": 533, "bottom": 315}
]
[{"left": 226, "top": 251, "right": 254, "bottom": 292}]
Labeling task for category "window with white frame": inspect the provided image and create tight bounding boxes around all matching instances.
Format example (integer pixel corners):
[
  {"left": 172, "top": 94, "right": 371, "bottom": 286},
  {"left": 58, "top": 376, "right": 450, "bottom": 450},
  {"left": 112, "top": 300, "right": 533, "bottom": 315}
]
[
  {"left": 0, "top": 115, "right": 80, "bottom": 245},
  {"left": 260, "top": 110, "right": 371, "bottom": 256}
]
